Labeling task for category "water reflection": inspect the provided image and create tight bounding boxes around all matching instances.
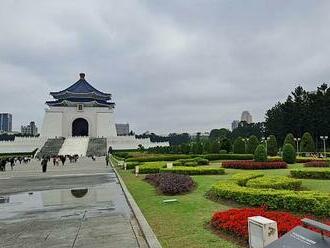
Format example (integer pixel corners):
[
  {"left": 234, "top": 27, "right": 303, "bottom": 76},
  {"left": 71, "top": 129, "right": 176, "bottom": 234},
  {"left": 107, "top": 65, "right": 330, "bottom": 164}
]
[{"left": 0, "top": 184, "right": 115, "bottom": 220}]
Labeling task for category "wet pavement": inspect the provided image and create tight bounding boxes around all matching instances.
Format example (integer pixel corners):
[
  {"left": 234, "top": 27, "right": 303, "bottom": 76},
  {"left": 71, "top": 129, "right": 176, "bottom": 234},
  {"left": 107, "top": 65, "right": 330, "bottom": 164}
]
[{"left": 0, "top": 158, "right": 147, "bottom": 248}]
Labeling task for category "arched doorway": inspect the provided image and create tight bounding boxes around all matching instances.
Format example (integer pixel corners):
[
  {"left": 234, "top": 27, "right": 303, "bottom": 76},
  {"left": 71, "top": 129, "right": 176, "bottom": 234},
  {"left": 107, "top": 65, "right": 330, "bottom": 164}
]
[{"left": 72, "top": 118, "right": 89, "bottom": 136}]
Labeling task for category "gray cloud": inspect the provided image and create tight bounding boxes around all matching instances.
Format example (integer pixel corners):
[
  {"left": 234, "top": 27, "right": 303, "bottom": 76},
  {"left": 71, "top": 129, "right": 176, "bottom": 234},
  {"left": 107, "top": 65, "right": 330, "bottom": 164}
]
[{"left": 0, "top": 0, "right": 330, "bottom": 134}]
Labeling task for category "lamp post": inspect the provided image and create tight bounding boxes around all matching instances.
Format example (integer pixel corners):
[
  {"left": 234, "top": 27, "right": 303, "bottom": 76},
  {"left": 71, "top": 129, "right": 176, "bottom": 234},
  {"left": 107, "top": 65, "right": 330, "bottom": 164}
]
[
  {"left": 262, "top": 137, "right": 270, "bottom": 154},
  {"left": 320, "top": 136, "right": 328, "bottom": 158},
  {"left": 294, "top": 137, "right": 301, "bottom": 155}
]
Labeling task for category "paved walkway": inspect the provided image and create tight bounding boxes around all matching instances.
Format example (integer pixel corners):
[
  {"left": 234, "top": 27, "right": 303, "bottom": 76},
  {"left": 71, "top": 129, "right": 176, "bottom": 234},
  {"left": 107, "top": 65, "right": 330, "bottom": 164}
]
[{"left": 0, "top": 157, "right": 147, "bottom": 248}]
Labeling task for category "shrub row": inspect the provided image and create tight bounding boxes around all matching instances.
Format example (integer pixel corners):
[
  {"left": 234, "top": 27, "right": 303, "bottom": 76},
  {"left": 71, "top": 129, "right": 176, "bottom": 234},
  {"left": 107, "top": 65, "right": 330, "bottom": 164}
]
[
  {"left": 222, "top": 161, "right": 287, "bottom": 169},
  {"left": 173, "top": 157, "right": 209, "bottom": 167},
  {"left": 160, "top": 166, "right": 225, "bottom": 175},
  {"left": 246, "top": 176, "right": 302, "bottom": 190},
  {"left": 138, "top": 162, "right": 166, "bottom": 174},
  {"left": 231, "top": 172, "right": 264, "bottom": 186},
  {"left": 208, "top": 181, "right": 330, "bottom": 216},
  {"left": 290, "top": 169, "right": 330, "bottom": 179},
  {"left": 145, "top": 173, "right": 195, "bottom": 195},
  {"left": 304, "top": 161, "right": 330, "bottom": 167},
  {"left": 125, "top": 161, "right": 140, "bottom": 170},
  {"left": 126, "top": 153, "right": 254, "bottom": 162}
]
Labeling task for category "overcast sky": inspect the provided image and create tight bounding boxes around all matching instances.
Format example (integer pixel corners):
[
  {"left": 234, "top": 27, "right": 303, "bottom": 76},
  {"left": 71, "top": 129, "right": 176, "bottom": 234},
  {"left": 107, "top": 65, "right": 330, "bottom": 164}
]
[{"left": 1, "top": 1, "right": 329, "bottom": 134}]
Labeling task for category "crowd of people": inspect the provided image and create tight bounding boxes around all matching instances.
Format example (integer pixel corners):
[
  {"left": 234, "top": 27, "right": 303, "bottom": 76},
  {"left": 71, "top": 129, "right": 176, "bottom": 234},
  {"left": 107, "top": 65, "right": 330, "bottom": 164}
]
[
  {"left": 0, "top": 156, "right": 32, "bottom": 171},
  {"left": 1, "top": 146, "right": 114, "bottom": 173}
]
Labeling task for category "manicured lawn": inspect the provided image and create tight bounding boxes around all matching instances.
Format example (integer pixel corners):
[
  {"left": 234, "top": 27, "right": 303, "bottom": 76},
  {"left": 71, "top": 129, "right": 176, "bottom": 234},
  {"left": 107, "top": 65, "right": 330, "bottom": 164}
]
[{"left": 117, "top": 163, "right": 330, "bottom": 248}]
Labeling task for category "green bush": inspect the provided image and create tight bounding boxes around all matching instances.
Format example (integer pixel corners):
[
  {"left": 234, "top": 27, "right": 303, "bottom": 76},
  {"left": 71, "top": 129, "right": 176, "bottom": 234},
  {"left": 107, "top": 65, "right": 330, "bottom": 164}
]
[
  {"left": 267, "top": 135, "right": 278, "bottom": 156},
  {"left": 254, "top": 144, "right": 267, "bottom": 162},
  {"left": 174, "top": 157, "right": 209, "bottom": 166},
  {"left": 300, "top": 132, "right": 315, "bottom": 153},
  {"left": 231, "top": 172, "right": 264, "bottom": 186},
  {"left": 246, "top": 176, "right": 302, "bottom": 190},
  {"left": 219, "top": 150, "right": 227, "bottom": 154},
  {"left": 208, "top": 181, "right": 330, "bottom": 216},
  {"left": 282, "top": 144, "right": 296, "bottom": 164},
  {"left": 290, "top": 168, "right": 330, "bottom": 179},
  {"left": 125, "top": 161, "right": 140, "bottom": 170},
  {"left": 160, "top": 166, "right": 225, "bottom": 175},
  {"left": 201, "top": 154, "right": 254, "bottom": 161},
  {"left": 283, "top": 133, "right": 296, "bottom": 148},
  {"left": 233, "top": 137, "right": 246, "bottom": 154},
  {"left": 194, "top": 157, "right": 209, "bottom": 165},
  {"left": 246, "top": 135, "right": 259, "bottom": 154},
  {"left": 126, "top": 154, "right": 193, "bottom": 162},
  {"left": 138, "top": 162, "right": 166, "bottom": 174}
]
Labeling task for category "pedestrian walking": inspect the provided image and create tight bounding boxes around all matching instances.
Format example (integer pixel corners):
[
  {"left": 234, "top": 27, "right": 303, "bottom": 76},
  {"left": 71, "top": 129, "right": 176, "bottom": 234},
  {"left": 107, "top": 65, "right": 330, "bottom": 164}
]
[{"left": 105, "top": 154, "right": 110, "bottom": 166}]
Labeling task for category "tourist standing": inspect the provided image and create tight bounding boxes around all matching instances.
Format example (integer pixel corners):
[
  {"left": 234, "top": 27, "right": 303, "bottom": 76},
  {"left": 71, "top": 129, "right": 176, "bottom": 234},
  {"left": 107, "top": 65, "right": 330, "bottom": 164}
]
[
  {"left": 41, "top": 157, "right": 48, "bottom": 173},
  {"left": 108, "top": 146, "right": 113, "bottom": 155},
  {"left": 60, "top": 156, "right": 66, "bottom": 166}
]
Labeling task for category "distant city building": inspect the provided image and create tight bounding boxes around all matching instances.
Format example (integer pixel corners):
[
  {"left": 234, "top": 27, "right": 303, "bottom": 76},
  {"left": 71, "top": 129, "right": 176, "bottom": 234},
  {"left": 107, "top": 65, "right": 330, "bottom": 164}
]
[
  {"left": 241, "top": 111, "right": 253, "bottom": 124},
  {"left": 115, "top": 123, "right": 130, "bottom": 136},
  {"left": 0, "top": 113, "right": 12, "bottom": 132},
  {"left": 21, "top": 121, "right": 38, "bottom": 136},
  {"left": 231, "top": 120, "right": 240, "bottom": 130}
]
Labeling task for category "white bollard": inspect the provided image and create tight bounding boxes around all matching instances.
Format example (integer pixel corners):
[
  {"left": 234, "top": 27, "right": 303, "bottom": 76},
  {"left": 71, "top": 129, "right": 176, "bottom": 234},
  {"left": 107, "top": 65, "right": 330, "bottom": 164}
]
[
  {"left": 248, "top": 216, "right": 278, "bottom": 248},
  {"left": 135, "top": 166, "right": 139, "bottom": 176}
]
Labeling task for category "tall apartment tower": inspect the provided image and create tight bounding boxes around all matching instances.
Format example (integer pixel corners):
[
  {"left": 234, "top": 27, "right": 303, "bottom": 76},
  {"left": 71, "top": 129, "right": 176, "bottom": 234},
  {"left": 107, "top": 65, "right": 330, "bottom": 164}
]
[
  {"left": 241, "top": 111, "right": 253, "bottom": 124},
  {"left": 0, "top": 113, "right": 12, "bottom": 132}
]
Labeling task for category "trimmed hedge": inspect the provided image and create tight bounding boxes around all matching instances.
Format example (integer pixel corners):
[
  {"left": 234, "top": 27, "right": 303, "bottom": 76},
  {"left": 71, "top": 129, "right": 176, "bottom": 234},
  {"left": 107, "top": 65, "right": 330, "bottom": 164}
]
[
  {"left": 254, "top": 144, "right": 267, "bottom": 162},
  {"left": 139, "top": 162, "right": 166, "bottom": 174},
  {"left": 174, "top": 157, "right": 209, "bottom": 167},
  {"left": 201, "top": 154, "right": 254, "bottom": 161},
  {"left": 127, "top": 154, "right": 193, "bottom": 162},
  {"left": 222, "top": 161, "right": 287, "bottom": 169},
  {"left": 127, "top": 153, "right": 254, "bottom": 162},
  {"left": 208, "top": 181, "right": 330, "bottom": 216},
  {"left": 290, "top": 169, "right": 330, "bottom": 180},
  {"left": 125, "top": 161, "right": 140, "bottom": 170},
  {"left": 231, "top": 172, "right": 264, "bottom": 186},
  {"left": 246, "top": 176, "right": 302, "bottom": 190},
  {"left": 160, "top": 166, "right": 225, "bottom": 175},
  {"left": 282, "top": 144, "right": 296, "bottom": 164}
]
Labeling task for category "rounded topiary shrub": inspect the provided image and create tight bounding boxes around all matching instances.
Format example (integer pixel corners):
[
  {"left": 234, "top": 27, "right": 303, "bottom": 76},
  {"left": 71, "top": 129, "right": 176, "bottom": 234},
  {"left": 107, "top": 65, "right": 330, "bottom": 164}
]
[
  {"left": 282, "top": 144, "right": 296, "bottom": 164},
  {"left": 145, "top": 173, "right": 195, "bottom": 195},
  {"left": 254, "top": 144, "right": 267, "bottom": 162},
  {"left": 267, "top": 135, "right": 278, "bottom": 156},
  {"left": 300, "top": 132, "right": 315, "bottom": 153},
  {"left": 246, "top": 135, "right": 259, "bottom": 154},
  {"left": 233, "top": 137, "right": 246, "bottom": 154}
]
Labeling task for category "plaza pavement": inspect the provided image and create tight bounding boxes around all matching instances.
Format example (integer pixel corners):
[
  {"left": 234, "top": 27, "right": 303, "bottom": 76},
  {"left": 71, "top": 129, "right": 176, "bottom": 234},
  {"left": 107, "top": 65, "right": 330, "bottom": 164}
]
[{"left": 0, "top": 157, "right": 148, "bottom": 248}]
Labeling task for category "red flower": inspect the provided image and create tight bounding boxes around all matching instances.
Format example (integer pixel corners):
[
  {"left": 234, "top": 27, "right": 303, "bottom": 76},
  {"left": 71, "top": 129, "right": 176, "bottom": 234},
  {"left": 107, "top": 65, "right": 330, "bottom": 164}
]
[{"left": 211, "top": 208, "right": 330, "bottom": 240}]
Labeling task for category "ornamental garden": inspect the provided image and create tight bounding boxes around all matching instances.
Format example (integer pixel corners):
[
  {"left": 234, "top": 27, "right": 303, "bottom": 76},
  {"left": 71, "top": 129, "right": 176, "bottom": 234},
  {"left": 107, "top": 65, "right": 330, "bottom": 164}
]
[{"left": 112, "top": 132, "right": 330, "bottom": 248}]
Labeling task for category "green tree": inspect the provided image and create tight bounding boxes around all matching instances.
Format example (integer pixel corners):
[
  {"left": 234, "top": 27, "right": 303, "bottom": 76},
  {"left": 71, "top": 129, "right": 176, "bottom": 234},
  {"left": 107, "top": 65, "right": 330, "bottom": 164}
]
[
  {"left": 203, "top": 141, "right": 211, "bottom": 154},
  {"left": 209, "top": 128, "right": 231, "bottom": 140},
  {"left": 267, "top": 135, "right": 278, "bottom": 156},
  {"left": 246, "top": 135, "right": 259, "bottom": 154},
  {"left": 233, "top": 137, "right": 245, "bottom": 154},
  {"left": 300, "top": 132, "right": 315, "bottom": 152},
  {"left": 282, "top": 143, "right": 296, "bottom": 164},
  {"left": 220, "top": 138, "right": 232, "bottom": 152},
  {"left": 254, "top": 144, "right": 267, "bottom": 162},
  {"left": 210, "top": 140, "right": 221, "bottom": 153},
  {"left": 283, "top": 133, "right": 295, "bottom": 148}
]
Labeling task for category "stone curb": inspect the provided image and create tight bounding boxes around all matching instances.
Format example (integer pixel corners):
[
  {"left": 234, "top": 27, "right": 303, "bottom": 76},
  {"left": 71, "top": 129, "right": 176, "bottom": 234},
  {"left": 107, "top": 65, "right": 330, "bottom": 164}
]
[{"left": 111, "top": 159, "right": 162, "bottom": 248}]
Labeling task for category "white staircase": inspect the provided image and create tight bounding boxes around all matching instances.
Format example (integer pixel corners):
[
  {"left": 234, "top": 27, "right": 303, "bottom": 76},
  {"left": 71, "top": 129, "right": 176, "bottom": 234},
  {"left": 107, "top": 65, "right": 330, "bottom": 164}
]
[{"left": 58, "top": 137, "right": 89, "bottom": 156}]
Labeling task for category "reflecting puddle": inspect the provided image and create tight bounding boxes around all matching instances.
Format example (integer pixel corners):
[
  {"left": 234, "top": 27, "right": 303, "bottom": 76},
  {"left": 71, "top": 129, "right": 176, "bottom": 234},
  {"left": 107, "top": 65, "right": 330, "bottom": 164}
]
[{"left": 0, "top": 183, "right": 128, "bottom": 221}]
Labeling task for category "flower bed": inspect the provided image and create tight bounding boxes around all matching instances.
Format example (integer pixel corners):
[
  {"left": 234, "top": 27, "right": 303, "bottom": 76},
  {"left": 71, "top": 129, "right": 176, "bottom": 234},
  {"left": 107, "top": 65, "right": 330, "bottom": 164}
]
[
  {"left": 145, "top": 173, "right": 195, "bottom": 195},
  {"left": 304, "top": 160, "right": 330, "bottom": 167},
  {"left": 222, "top": 160, "right": 287, "bottom": 169},
  {"left": 208, "top": 181, "right": 330, "bottom": 216},
  {"left": 246, "top": 176, "right": 302, "bottom": 190},
  {"left": 290, "top": 168, "right": 330, "bottom": 179},
  {"left": 160, "top": 166, "right": 225, "bottom": 175},
  {"left": 211, "top": 208, "right": 330, "bottom": 240}
]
